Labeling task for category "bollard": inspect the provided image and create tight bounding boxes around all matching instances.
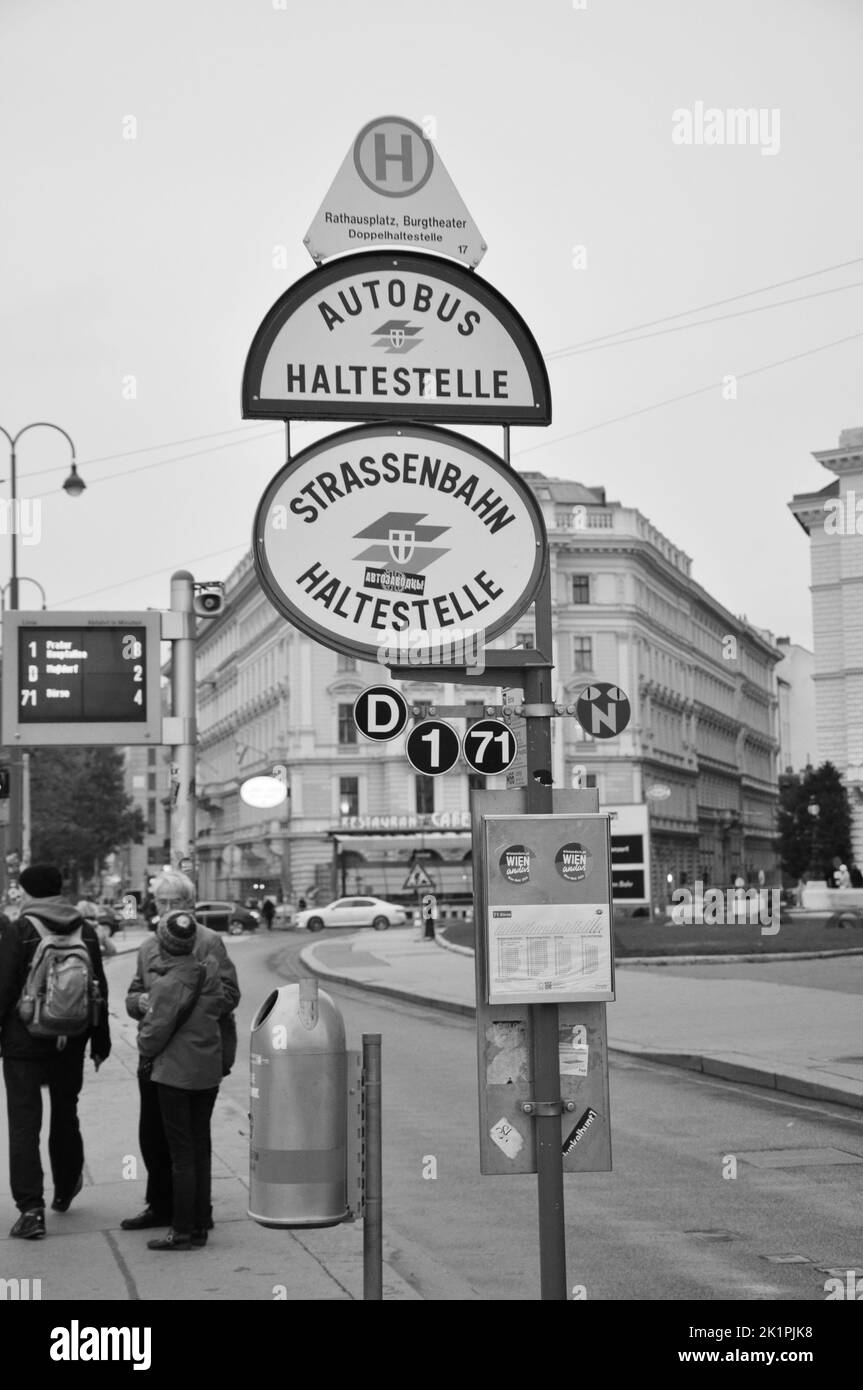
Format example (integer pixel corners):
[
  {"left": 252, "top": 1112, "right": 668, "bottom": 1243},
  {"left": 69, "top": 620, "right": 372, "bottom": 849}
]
[{"left": 248, "top": 979, "right": 349, "bottom": 1227}]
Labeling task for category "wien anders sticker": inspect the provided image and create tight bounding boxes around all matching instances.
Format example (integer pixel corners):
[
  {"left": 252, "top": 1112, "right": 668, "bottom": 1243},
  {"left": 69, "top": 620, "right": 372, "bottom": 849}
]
[
  {"left": 555, "top": 842, "right": 592, "bottom": 882},
  {"left": 500, "top": 845, "right": 532, "bottom": 884}
]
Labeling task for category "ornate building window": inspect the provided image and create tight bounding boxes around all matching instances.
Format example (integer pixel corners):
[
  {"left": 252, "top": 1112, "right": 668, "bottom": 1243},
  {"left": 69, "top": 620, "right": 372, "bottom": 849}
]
[
  {"left": 572, "top": 636, "right": 593, "bottom": 672},
  {"left": 338, "top": 704, "right": 357, "bottom": 745}
]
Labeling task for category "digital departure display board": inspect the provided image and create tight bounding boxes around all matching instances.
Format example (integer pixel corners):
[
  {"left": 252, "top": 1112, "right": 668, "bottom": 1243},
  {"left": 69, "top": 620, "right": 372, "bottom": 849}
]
[
  {"left": 1, "top": 611, "right": 163, "bottom": 746},
  {"left": 18, "top": 626, "right": 148, "bottom": 723}
]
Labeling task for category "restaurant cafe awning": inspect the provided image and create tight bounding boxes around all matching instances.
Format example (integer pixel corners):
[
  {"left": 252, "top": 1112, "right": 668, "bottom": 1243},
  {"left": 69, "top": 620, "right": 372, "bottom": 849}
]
[
  {"left": 329, "top": 828, "right": 474, "bottom": 899},
  {"left": 329, "top": 830, "right": 473, "bottom": 863}
]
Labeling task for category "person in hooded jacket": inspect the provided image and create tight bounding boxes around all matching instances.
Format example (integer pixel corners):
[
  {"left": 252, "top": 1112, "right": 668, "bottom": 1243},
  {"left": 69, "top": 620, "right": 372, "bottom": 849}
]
[
  {"left": 0, "top": 864, "right": 111, "bottom": 1240},
  {"left": 123, "top": 869, "right": 239, "bottom": 1233},
  {"left": 136, "top": 910, "right": 224, "bottom": 1251}
]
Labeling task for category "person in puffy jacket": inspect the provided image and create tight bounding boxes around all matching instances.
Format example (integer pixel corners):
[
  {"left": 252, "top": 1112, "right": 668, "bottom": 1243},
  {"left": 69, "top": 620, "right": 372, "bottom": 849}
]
[
  {"left": 122, "top": 869, "right": 239, "bottom": 1234},
  {"left": 136, "top": 910, "right": 224, "bottom": 1252}
]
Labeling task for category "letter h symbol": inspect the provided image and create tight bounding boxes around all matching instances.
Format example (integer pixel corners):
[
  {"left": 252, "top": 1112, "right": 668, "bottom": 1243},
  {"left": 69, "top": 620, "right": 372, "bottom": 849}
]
[{"left": 374, "top": 133, "right": 413, "bottom": 185}]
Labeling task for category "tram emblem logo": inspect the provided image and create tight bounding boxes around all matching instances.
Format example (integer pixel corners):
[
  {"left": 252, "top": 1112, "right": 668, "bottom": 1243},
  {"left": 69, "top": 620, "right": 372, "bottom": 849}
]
[
  {"left": 372, "top": 319, "right": 423, "bottom": 354},
  {"left": 388, "top": 529, "right": 416, "bottom": 564},
  {"left": 353, "top": 512, "right": 450, "bottom": 574}
]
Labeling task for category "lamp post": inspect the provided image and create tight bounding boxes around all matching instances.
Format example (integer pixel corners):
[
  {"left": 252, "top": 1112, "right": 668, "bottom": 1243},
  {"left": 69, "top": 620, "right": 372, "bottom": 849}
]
[
  {"left": 233, "top": 741, "right": 289, "bottom": 900},
  {"left": 339, "top": 798, "right": 351, "bottom": 894},
  {"left": 807, "top": 798, "right": 820, "bottom": 879},
  {"left": 0, "top": 423, "right": 84, "bottom": 899}
]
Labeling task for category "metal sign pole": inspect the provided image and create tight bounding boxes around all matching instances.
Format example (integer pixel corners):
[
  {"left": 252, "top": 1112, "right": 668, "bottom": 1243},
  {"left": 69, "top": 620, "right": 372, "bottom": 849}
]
[
  {"left": 524, "top": 562, "right": 568, "bottom": 1301},
  {"left": 362, "top": 1033, "right": 382, "bottom": 1300},
  {"left": 169, "top": 570, "right": 197, "bottom": 891}
]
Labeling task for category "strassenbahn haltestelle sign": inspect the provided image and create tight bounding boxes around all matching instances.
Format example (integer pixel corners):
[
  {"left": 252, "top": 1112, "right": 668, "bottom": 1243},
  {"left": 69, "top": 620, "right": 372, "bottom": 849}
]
[
  {"left": 242, "top": 251, "right": 550, "bottom": 426},
  {"left": 252, "top": 424, "right": 546, "bottom": 664}
]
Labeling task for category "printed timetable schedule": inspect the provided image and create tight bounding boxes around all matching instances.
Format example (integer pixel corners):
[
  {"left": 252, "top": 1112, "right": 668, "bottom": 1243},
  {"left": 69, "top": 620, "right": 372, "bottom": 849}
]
[{"left": 17, "top": 626, "right": 148, "bottom": 723}]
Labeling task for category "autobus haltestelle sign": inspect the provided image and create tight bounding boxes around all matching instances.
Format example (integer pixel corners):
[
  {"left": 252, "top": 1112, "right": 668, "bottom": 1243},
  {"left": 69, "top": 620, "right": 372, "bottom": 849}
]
[
  {"left": 253, "top": 424, "right": 546, "bottom": 663},
  {"left": 242, "top": 251, "right": 551, "bottom": 425}
]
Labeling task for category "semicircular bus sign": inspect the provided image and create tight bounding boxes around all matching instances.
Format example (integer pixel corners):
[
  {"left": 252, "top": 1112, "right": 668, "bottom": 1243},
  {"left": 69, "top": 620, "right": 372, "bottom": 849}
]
[
  {"left": 253, "top": 424, "right": 547, "bottom": 664},
  {"left": 242, "top": 250, "right": 551, "bottom": 426}
]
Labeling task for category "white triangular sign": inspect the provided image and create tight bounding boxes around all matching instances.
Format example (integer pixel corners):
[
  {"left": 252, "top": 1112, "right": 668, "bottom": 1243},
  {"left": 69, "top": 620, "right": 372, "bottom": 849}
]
[
  {"left": 305, "top": 115, "right": 486, "bottom": 268},
  {"left": 403, "top": 861, "right": 434, "bottom": 891}
]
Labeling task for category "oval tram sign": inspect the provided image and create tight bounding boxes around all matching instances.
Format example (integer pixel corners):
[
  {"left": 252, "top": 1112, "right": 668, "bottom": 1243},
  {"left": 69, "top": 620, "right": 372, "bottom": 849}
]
[
  {"left": 253, "top": 424, "right": 547, "bottom": 665},
  {"left": 242, "top": 250, "right": 551, "bottom": 426}
]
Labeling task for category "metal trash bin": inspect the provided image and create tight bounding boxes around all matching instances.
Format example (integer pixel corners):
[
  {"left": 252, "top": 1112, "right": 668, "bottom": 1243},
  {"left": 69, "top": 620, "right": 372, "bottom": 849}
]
[{"left": 248, "top": 979, "right": 349, "bottom": 1228}]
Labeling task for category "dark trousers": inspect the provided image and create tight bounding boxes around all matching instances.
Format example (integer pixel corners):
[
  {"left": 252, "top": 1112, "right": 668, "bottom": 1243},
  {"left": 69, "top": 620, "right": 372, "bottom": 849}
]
[
  {"left": 156, "top": 1083, "right": 218, "bottom": 1235},
  {"left": 3, "top": 1049, "right": 85, "bottom": 1212},
  {"left": 137, "top": 1069, "right": 174, "bottom": 1217}
]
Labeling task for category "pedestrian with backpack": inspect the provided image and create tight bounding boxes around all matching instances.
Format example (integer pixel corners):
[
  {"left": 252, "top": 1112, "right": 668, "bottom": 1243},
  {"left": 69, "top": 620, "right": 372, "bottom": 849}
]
[
  {"left": 0, "top": 864, "right": 110, "bottom": 1240},
  {"left": 135, "top": 910, "right": 224, "bottom": 1251}
]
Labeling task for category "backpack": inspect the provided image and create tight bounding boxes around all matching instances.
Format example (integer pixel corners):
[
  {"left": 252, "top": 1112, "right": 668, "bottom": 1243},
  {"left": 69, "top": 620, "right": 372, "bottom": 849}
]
[{"left": 17, "top": 918, "right": 101, "bottom": 1045}]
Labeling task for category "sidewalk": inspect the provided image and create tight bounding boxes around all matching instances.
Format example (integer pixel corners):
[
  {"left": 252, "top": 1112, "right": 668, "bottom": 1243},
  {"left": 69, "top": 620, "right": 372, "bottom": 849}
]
[
  {"left": 301, "top": 927, "right": 863, "bottom": 1111},
  {"left": 0, "top": 931, "right": 420, "bottom": 1301}
]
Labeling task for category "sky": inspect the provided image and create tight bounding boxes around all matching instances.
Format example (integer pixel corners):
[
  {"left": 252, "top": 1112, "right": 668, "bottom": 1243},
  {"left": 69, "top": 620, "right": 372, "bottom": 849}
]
[{"left": 1, "top": 0, "right": 862, "bottom": 649}]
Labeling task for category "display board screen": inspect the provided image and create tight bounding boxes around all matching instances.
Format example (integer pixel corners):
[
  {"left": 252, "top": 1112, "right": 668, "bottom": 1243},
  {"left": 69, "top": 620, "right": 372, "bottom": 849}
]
[{"left": 17, "top": 626, "right": 148, "bottom": 723}]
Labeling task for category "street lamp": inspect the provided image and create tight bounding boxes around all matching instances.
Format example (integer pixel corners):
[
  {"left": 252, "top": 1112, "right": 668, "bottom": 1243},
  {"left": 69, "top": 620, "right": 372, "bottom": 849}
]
[
  {"left": 339, "top": 798, "right": 351, "bottom": 894},
  {"left": 807, "top": 798, "right": 820, "bottom": 878},
  {"left": 0, "top": 423, "right": 84, "bottom": 897},
  {"left": 0, "top": 423, "right": 82, "bottom": 610},
  {"left": 61, "top": 465, "right": 86, "bottom": 499}
]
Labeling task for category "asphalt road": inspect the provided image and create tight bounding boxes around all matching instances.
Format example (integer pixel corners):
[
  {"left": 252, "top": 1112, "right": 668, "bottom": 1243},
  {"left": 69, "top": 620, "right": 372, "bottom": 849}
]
[{"left": 224, "top": 930, "right": 863, "bottom": 1301}]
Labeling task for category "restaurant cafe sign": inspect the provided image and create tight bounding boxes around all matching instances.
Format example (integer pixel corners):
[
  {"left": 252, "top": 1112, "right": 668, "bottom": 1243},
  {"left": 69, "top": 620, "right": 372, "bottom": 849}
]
[
  {"left": 338, "top": 811, "right": 472, "bottom": 832},
  {"left": 242, "top": 250, "right": 550, "bottom": 426}
]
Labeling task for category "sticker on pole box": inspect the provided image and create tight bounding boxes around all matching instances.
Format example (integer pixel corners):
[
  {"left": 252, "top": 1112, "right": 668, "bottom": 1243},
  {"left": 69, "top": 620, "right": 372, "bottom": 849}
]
[
  {"left": 499, "top": 844, "right": 532, "bottom": 884},
  {"left": 490, "top": 1117, "right": 524, "bottom": 1159},
  {"left": 562, "top": 1107, "right": 598, "bottom": 1155},
  {"left": 555, "top": 842, "right": 592, "bottom": 883},
  {"left": 559, "top": 1025, "right": 589, "bottom": 1076}
]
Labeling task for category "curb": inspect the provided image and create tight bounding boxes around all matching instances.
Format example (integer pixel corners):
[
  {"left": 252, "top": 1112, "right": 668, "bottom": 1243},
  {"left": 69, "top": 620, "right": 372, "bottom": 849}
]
[
  {"left": 616, "top": 947, "right": 863, "bottom": 967},
  {"left": 299, "top": 951, "right": 475, "bottom": 1019},
  {"left": 300, "top": 944, "right": 863, "bottom": 1113},
  {"left": 435, "top": 931, "right": 474, "bottom": 959},
  {"left": 614, "top": 1047, "right": 863, "bottom": 1112},
  {"left": 431, "top": 941, "right": 863, "bottom": 968}
]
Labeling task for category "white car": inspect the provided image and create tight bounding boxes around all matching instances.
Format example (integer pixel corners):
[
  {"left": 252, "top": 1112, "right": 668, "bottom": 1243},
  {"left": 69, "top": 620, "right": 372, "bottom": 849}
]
[{"left": 297, "top": 896, "right": 407, "bottom": 932}]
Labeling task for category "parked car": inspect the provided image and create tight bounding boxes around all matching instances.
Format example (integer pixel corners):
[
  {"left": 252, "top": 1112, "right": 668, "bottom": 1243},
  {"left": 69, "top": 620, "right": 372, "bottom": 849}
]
[
  {"left": 272, "top": 902, "right": 296, "bottom": 928},
  {"left": 194, "top": 900, "right": 261, "bottom": 934},
  {"left": 297, "top": 896, "right": 408, "bottom": 932}
]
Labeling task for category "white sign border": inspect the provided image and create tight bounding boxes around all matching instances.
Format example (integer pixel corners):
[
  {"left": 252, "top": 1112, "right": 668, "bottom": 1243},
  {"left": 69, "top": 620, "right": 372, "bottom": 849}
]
[
  {"left": 252, "top": 423, "right": 548, "bottom": 665},
  {"left": 242, "top": 249, "right": 551, "bottom": 426}
]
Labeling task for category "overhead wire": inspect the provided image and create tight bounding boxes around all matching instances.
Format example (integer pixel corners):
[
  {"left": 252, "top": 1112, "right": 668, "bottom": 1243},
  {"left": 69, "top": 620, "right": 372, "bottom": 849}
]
[
  {"left": 544, "top": 253, "right": 863, "bottom": 360},
  {"left": 516, "top": 328, "right": 863, "bottom": 456}
]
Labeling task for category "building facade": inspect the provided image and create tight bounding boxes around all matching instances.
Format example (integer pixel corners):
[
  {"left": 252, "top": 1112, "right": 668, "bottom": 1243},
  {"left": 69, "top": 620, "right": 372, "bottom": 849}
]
[
  {"left": 194, "top": 472, "right": 783, "bottom": 909},
  {"left": 774, "top": 638, "right": 816, "bottom": 776},
  {"left": 789, "top": 424, "right": 863, "bottom": 865}
]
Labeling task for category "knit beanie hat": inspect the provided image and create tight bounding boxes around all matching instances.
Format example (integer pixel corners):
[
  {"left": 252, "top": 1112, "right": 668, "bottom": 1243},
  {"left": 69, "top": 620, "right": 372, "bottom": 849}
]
[
  {"left": 157, "top": 910, "right": 197, "bottom": 956},
  {"left": 20, "top": 864, "right": 63, "bottom": 898}
]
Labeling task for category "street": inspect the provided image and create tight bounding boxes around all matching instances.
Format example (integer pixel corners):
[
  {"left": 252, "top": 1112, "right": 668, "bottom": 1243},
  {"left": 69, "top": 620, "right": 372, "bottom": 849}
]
[{"left": 201, "top": 932, "right": 862, "bottom": 1301}]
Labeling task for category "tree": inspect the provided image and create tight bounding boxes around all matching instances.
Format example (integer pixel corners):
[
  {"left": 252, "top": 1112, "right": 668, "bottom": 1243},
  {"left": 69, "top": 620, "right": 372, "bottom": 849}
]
[
  {"left": 29, "top": 747, "right": 145, "bottom": 894},
  {"left": 778, "top": 762, "right": 853, "bottom": 883}
]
